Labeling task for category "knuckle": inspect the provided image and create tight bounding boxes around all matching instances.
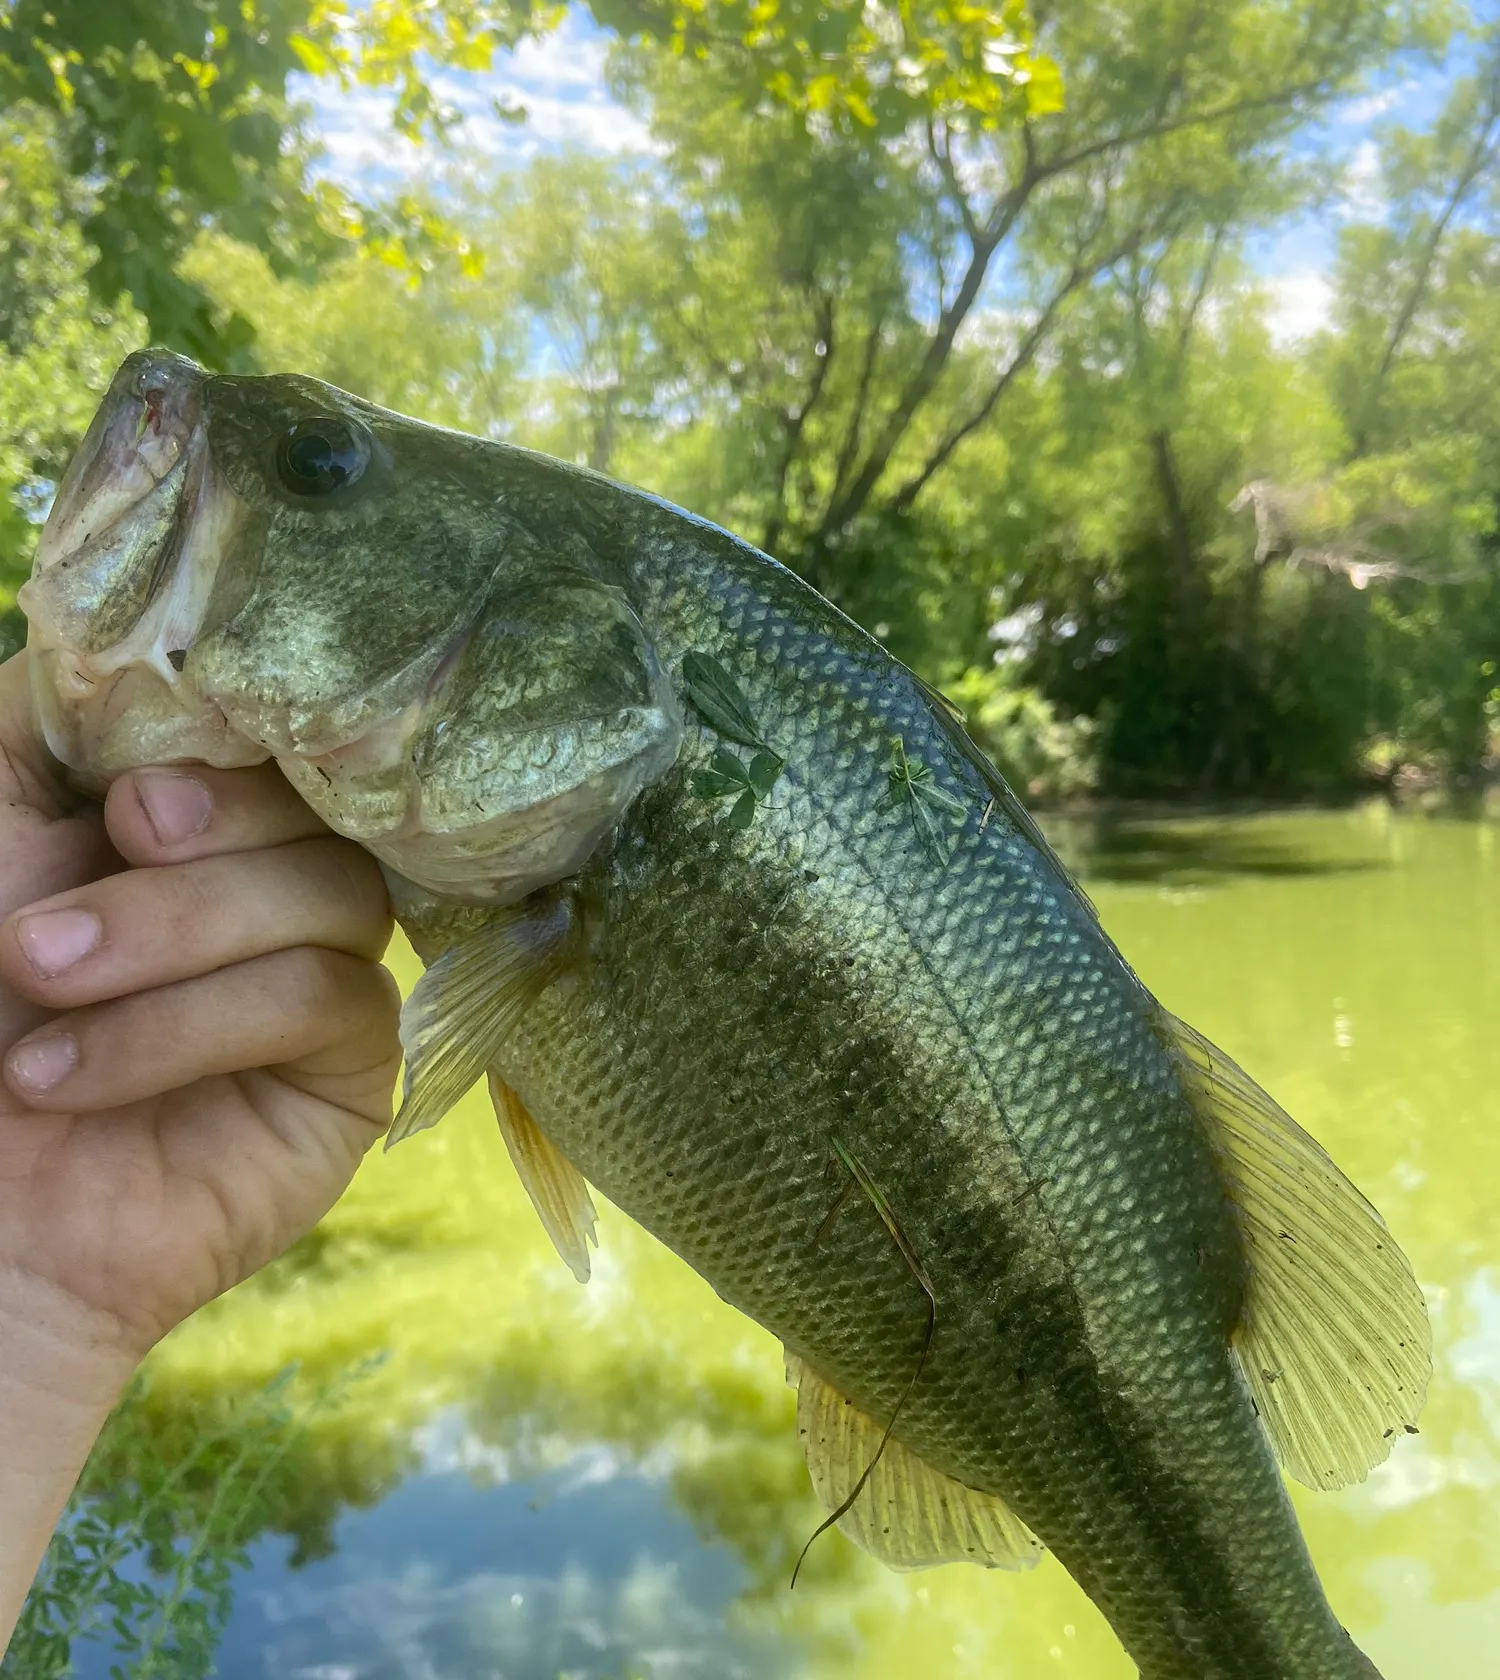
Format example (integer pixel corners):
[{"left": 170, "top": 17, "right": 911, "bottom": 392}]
[
  {"left": 267, "top": 945, "right": 401, "bottom": 1050},
  {"left": 303, "top": 839, "right": 393, "bottom": 936},
  {"left": 272, "top": 943, "right": 350, "bottom": 1017}
]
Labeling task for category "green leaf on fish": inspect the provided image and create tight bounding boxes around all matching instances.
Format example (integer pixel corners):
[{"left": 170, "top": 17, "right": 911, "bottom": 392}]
[
  {"left": 690, "top": 744, "right": 784, "bottom": 830},
  {"left": 877, "top": 735, "right": 968, "bottom": 866},
  {"left": 682, "top": 650, "right": 772, "bottom": 751},
  {"left": 747, "top": 750, "right": 784, "bottom": 797}
]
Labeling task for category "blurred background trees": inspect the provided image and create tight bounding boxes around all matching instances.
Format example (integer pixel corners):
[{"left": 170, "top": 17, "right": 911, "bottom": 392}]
[{"left": 3, "top": 0, "right": 1497, "bottom": 800}]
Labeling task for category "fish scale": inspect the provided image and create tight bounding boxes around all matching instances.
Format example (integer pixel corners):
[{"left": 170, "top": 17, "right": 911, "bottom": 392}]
[{"left": 26, "top": 351, "right": 1422, "bottom": 1680}]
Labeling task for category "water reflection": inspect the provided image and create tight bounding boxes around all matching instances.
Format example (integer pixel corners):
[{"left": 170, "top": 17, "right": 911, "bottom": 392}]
[{"left": 86, "top": 804, "right": 1500, "bottom": 1680}]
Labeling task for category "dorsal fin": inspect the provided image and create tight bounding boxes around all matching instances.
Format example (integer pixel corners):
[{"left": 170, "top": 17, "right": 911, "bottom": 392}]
[
  {"left": 906, "top": 665, "right": 1100, "bottom": 926},
  {"left": 1164, "top": 1012, "right": 1430, "bottom": 1489},
  {"left": 785, "top": 1352, "right": 1043, "bottom": 1571},
  {"left": 489, "top": 1073, "right": 597, "bottom": 1284}
]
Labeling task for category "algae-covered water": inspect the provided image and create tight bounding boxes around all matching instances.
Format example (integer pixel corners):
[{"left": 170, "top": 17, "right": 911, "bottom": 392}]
[{"left": 78, "top": 806, "right": 1500, "bottom": 1679}]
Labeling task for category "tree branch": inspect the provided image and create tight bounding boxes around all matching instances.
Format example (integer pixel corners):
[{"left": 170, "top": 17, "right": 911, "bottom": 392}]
[
  {"left": 926, "top": 114, "right": 979, "bottom": 247},
  {"left": 1177, "top": 222, "right": 1226, "bottom": 360},
  {"left": 809, "top": 68, "right": 1342, "bottom": 550},
  {"left": 1373, "top": 66, "right": 1500, "bottom": 389},
  {"left": 1033, "top": 77, "right": 1335, "bottom": 188},
  {"left": 829, "top": 301, "right": 889, "bottom": 508},
  {"left": 762, "top": 293, "right": 835, "bottom": 557},
  {"left": 889, "top": 205, "right": 1168, "bottom": 514}
]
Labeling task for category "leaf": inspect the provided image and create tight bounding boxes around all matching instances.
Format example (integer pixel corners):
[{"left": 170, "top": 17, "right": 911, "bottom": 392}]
[
  {"left": 682, "top": 651, "right": 769, "bottom": 750},
  {"left": 690, "top": 766, "right": 743, "bottom": 798},
  {"left": 748, "top": 750, "right": 785, "bottom": 797},
  {"left": 907, "top": 793, "right": 956, "bottom": 866},
  {"left": 881, "top": 735, "right": 967, "bottom": 866},
  {"left": 1019, "top": 54, "right": 1066, "bottom": 118},
  {"left": 912, "top": 777, "right": 967, "bottom": 817},
  {"left": 691, "top": 747, "right": 755, "bottom": 799},
  {"left": 728, "top": 788, "right": 758, "bottom": 828}
]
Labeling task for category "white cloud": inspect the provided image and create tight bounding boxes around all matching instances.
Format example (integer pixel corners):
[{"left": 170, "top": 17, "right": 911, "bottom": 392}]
[
  {"left": 294, "top": 15, "right": 649, "bottom": 194},
  {"left": 1341, "top": 137, "right": 1386, "bottom": 218},
  {"left": 1339, "top": 87, "right": 1402, "bottom": 126},
  {"left": 1260, "top": 272, "right": 1334, "bottom": 345}
]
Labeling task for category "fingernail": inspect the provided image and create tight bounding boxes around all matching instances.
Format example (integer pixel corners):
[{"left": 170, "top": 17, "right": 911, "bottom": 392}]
[
  {"left": 135, "top": 771, "right": 212, "bottom": 846},
  {"left": 16, "top": 908, "right": 101, "bottom": 978},
  {"left": 7, "top": 1034, "right": 77, "bottom": 1094}
]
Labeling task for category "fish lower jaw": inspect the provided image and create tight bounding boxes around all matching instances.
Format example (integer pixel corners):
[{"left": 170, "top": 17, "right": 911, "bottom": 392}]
[{"left": 26, "top": 631, "right": 269, "bottom": 786}]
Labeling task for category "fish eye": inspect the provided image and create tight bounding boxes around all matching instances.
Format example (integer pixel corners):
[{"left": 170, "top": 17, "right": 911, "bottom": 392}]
[{"left": 275, "top": 417, "right": 368, "bottom": 497}]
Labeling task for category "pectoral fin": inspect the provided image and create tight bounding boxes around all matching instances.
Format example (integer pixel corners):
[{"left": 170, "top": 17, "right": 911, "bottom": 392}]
[
  {"left": 785, "top": 1353, "right": 1042, "bottom": 1571},
  {"left": 1165, "top": 1012, "right": 1431, "bottom": 1490},
  {"left": 387, "top": 896, "right": 574, "bottom": 1148},
  {"left": 489, "top": 1073, "right": 598, "bottom": 1283}
]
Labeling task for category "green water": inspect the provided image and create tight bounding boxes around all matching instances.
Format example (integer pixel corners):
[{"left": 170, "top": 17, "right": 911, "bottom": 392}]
[{"left": 113, "top": 805, "right": 1500, "bottom": 1678}]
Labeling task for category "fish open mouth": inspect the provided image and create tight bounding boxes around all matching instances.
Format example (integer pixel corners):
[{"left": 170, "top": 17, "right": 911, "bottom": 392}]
[{"left": 20, "top": 351, "right": 271, "bottom": 783}]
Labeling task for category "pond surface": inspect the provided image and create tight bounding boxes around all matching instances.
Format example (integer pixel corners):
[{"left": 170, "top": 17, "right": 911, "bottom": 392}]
[{"left": 86, "top": 806, "right": 1500, "bottom": 1678}]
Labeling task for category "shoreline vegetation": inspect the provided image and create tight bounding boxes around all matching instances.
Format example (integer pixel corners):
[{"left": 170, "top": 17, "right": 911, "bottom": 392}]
[{"left": 5, "top": 4, "right": 1500, "bottom": 807}]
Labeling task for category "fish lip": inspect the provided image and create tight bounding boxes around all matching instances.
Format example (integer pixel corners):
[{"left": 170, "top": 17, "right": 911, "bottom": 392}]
[
  {"left": 31, "top": 351, "right": 205, "bottom": 581},
  {"left": 18, "top": 352, "right": 268, "bottom": 779}
]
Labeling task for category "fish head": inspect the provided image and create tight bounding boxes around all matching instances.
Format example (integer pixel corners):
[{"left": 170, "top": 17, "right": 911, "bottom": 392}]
[{"left": 24, "top": 350, "right": 684, "bottom": 903}]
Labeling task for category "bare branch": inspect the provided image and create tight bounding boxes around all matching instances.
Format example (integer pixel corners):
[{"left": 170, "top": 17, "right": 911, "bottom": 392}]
[
  {"left": 1177, "top": 222, "right": 1226, "bottom": 359},
  {"left": 829, "top": 302, "right": 889, "bottom": 507},
  {"left": 1033, "top": 78, "right": 1334, "bottom": 187},
  {"left": 1373, "top": 63, "right": 1500, "bottom": 390},
  {"left": 762, "top": 293, "right": 836, "bottom": 557},
  {"left": 810, "top": 72, "right": 1336, "bottom": 547},
  {"left": 926, "top": 114, "right": 979, "bottom": 246},
  {"left": 890, "top": 206, "right": 1169, "bottom": 514}
]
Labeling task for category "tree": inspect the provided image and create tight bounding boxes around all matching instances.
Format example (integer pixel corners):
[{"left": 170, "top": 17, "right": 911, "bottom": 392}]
[
  {"left": 0, "top": 103, "right": 143, "bottom": 624},
  {"left": 0, "top": 0, "right": 549, "bottom": 363},
  {"left": 584, "top": 0, "right": 1450, "bottom": 623}
]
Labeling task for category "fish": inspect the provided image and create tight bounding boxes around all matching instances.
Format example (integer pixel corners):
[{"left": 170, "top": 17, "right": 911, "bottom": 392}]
[{"left": 22, "top": 348, "right": 1430, "bottom": 1680}]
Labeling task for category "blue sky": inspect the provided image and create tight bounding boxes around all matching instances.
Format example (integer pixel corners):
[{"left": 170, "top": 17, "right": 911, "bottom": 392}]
[{"left": 292, "top": 16, "right": 1470, "bottom": 345}]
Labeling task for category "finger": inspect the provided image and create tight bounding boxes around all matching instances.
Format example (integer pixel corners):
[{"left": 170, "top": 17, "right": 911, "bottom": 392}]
[
  {"left": 104, "top": 762, "right": 329, "bottom": 867},
  {"left": 1, "top": 947, "right": 402, "bottom": 1120},
  {"left": 0, "top": 838, "right": 393, "bottom": 1009}
]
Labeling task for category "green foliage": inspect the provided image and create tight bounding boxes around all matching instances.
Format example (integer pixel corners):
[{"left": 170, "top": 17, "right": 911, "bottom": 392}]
[
  {"left": 178, "top": 232, "right": 523, "bottom": 430},
  {"left": 0, "top": 103, "right": 144, "bottom": 609},
  {"left": 875, "top": 734, "right": 968, "bottom": 863},
  {"left": 0, "top": 0, "right": 557, "bottom": 363},
  {"left": 592, "top": 0, "right": 1057, "bottom": 136},
  {"left": 942, "top": 666, "right": 1098, "bottom": 803},
  {"left": 3, "top": 1361, "right": 378, "bottom": 1680},
  {"left": 4, "top": 0, "right": 1499, "bottom": 805}
]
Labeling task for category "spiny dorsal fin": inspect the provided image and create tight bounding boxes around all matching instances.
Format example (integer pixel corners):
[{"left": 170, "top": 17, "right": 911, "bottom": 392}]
[
  {"left": 388, "top": 897, "right": 574, "bottom": 1148},
  {"left": 1164, "top": 1012, "right": 1430, "bottom": 1490},
  {"left": 785, "top": 1352, "right": 1042, "bottom": 1571},
  {"left": 489, "top": 1073, "right": 597, "bottom": 1284},
  {"left": 906, "top": 665, "right": 1101, "bottom": 927}
]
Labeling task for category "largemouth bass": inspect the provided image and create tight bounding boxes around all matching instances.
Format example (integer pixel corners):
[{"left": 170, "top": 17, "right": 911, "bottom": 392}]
[{"left": 23, "top": 350, "right": 1429, "bottom": 1679}]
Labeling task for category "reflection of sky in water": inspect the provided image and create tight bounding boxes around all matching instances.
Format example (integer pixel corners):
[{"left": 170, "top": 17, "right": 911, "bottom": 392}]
[{"left": 72, "top": 1420, "right": 790, "bottom": 1680}]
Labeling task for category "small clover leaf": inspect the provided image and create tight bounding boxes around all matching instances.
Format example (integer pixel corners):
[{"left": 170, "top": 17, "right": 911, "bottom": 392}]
[{"left": 689, "top": 743, "right": 785, "bottom": 830}]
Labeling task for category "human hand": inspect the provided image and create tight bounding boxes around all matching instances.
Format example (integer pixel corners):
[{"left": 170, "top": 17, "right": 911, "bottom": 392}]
[
  {"left": 0, "top": 648, "right": 400, "bottom": 1643},
  {"left": 0, "top": 653, "right": 401, "bottom": 1365}
]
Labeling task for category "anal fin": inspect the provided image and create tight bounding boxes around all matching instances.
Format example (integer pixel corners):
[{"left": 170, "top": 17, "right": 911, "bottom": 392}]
[
  {"left": 490, "top": 1073, "right": 598, "bottom": 1284},
  {"left": 785, "top": 1352, "right": 1042, "bottom": 1572},
  {"left": 1165, "top": 1011, "right": 1431, "bottom": 1490}
]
